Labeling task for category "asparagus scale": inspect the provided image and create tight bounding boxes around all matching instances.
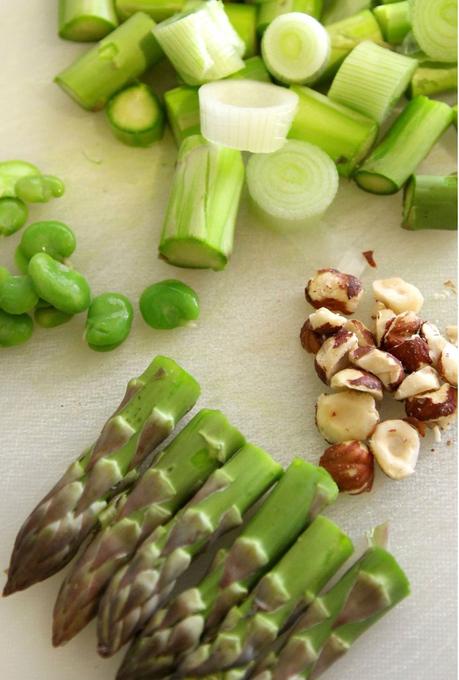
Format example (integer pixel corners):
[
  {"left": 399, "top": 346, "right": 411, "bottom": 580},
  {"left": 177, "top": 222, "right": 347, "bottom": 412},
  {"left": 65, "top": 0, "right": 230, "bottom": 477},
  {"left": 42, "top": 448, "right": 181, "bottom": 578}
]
[
  {"left": 97, "top": 444, "right": 282, "bottom": 656},
  {"left": 117, "top": 460, "right": 338, "bottom": 680},
  {"left": 52, "top": 409, "right": 244, "bottom": 646},
  {"left": 3, "top": 356, "right": 200, "bottom": 595}
]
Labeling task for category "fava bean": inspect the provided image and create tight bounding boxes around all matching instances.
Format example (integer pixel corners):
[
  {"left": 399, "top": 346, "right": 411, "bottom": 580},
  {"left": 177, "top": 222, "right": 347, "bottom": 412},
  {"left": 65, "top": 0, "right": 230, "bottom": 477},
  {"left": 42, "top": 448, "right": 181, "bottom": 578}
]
[
  {"left": 0, "top": 160, "right": 39, "bottom": 198},
  {"left": 139, "top": 279, "right": 200, "bottom": 330},
  {"left": 0, "top": 309, "right": 33, "bottom": 347},
  {"left": 28, "top": 253, "right": 91, "bottom": 314},
  {"left": 0, "top": 198, "right": 28, "bottom": 236},
  {"left": 0, "top": 273, "right": 38, "bottom": 315},
  {"left": 85, "top": 292, "right": 133, "bottom": 351},
  {"left": 14, "top": 246, "right": 30, "bottom": 274},
  {"left": 0, "top": 267, "right": 9, "bottom": 285},
  {"left": 15, "top": 175, "right": 65, "bottom": 203},
  {"left": 20, "top": 220, "right": 76, "bottom": 264},
  {"left": 35, "top": 305, "right": 73, "bottom": 328}
]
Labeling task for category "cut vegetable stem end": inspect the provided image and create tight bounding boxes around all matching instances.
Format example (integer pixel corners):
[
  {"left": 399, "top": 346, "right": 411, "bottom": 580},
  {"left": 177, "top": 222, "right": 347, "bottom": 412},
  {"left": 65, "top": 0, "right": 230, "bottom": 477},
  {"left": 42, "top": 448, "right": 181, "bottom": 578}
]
[{"left": 58, "top": 0, "right": 119, "bottom": 41}]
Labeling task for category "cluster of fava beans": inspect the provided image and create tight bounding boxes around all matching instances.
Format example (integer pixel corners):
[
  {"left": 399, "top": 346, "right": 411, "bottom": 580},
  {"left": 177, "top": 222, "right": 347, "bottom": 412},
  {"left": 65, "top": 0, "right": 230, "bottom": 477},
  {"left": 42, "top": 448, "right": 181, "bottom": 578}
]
[{"left": 300, "top": 268, "right": 458, "bottom": 494}]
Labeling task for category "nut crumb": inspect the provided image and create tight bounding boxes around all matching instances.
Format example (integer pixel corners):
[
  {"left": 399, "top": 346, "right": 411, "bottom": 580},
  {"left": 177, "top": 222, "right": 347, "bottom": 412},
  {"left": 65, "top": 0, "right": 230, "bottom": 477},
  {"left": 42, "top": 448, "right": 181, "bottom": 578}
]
[
  {"left": 362, "top": 250, "right": 377, "bottom": 268},
  {"left": 444, "top": 280, "right": 457, "bottom": 295},
  {"left": 447, "top": 440, "right": 452, "bottom": 446}
]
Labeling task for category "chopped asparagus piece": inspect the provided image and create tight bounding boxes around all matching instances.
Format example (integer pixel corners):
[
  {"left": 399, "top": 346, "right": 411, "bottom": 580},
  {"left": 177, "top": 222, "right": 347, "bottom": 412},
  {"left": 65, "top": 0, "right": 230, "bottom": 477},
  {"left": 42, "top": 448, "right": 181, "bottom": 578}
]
[
  {"left": 58, "top": 0, "right": 119, "bottom": 42},
  {"left": 106, "top": 82, "right": 165, "bottom": 146},
  {"left": 402, "top": 174, "right": 458, "bottom": 231}
]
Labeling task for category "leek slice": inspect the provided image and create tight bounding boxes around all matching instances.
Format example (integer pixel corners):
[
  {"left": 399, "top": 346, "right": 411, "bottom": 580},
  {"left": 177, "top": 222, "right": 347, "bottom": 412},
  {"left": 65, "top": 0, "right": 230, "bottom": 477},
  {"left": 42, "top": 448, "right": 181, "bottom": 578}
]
[
  {"left": 246, "top": 140, "right": 339, "bottom": 227},
  {"left": 199, "top": 80, "right": 299, "bottom": 153},
  {"left": 410, "top": 0, "right": 458, "bottom": 63},
  {"left": 261, "top": 13, "right": 330, "bottom": 84},
  {"left": 328, "top": 40, "right": 418, "bottom": 123},
  {"left": 153, "top": 0, "right": 245, "bottom": 85}
]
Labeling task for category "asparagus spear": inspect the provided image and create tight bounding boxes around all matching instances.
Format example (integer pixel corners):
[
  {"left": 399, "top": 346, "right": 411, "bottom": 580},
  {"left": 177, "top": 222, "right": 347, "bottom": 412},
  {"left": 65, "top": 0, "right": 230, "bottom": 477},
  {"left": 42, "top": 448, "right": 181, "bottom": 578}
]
[
  {"left": 52, "top": 409, "right": 244, "bottom": 646},
  {"left": 3, "top": 356, "right": 200, "bottom": 596},
  {"left": 252, "top": 546, "right": 410, "bottom": 679},
  {"left": 178, "top": 516, "right": 353, "bottom": 677},
  {"left": 117, "top": 460, "right": 338, "bottom": 680},
  {"left": 402, "top": 174, "right": 458, "bottom": 231},
  {"left": 409, "top": 61, "right": 458, "bottom": 98},
  {"left": 115, "top": 0, "right": 186, "bottom": 22},
  {"left": 97, "top": 444, "right": 283, "bottom": 656},
  {"left": 58, "top": 0, "right": 119, "bottom": 42}
]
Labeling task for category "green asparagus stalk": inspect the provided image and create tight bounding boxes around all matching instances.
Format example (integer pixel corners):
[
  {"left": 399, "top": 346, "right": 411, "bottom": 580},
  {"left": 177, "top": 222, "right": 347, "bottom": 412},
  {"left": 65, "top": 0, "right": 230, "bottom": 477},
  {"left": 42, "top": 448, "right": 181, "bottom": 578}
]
[
  {"left": 402, "top": 174, "right": 458, "bottom": 231},
  {"left": 97, "top": 444, "right": 282, "bottom": 656},
  {"left": 178, "top": 516, "right": 353, "bottom": 677},
  {"left": 322, "top": 0, "right": 372, "bottom": 25},
  {"left": 224, "top": 4, "right": 257, "bottom": 57},
  {"left": 252, "top": 546, "right": 410, "bottom": 679},
  {"left": 115, "top": 0, "right": 186, "bottom": 21},
  {"left": 55, "top": 12, "right": 162, "bottom": 111},
  {"left": 3, "top": 356, "right": 200, "bottom": 596},
  {"left": 52, "top": 409, "right": 244, "bottom": 646},
  {"left": 58, "top": 0, "right": 119, "bottom": 41},
  {"left": 354, "top": 96, "right": 454, "bottom": 194},
  {"left": 409, "top": 62, "right": 458, "bottom": 98},
  {"left": 159, "top": 135, "right": 245, "bottom": 271},
  {"left": 373, "top": 1, "right": 410, "bottom": 44},
  {"left": 288, "top": 86, "right": 378, "bottom": 177},
  {"left": 257, "top": 0, "right": 322, "bottom": 36},
  {"left": 317, "top": 10, "right": 383, "bottom": 84},
  {"left": 164, "top": 57, "right": 271, "bottom": 146},
  {"left": 117, "top": 460, "right": 338, "bottom": 680}
]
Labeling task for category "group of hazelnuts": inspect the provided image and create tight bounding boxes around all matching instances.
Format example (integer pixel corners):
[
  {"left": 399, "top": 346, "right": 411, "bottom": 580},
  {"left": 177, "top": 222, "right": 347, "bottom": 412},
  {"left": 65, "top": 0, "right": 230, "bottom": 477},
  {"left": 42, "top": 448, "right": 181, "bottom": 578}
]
[{"left": 300, "top": 268, "right": 458, "bottom": 494}]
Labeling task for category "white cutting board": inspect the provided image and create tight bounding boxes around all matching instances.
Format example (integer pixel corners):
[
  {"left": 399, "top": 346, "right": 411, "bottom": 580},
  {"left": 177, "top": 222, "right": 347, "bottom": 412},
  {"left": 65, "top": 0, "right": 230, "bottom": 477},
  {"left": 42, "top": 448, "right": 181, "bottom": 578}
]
[{"left": 0, "top": 2, "right": 457, "bottom": 679}]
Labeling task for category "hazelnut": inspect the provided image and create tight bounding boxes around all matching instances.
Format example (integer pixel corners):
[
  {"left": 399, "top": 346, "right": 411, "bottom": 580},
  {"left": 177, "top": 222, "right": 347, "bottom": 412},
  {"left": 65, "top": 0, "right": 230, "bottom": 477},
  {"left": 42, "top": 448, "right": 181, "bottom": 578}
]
[
  {"left": 390, "top": 336, "right": 432, "bottom": 373},
  {"left": 420, "top": 322, "right": 447, "bottom": 365},
  {"left": 316, "top": 391, "right": 380, "bottom": 443},
  {"left": 344, "top": 319, "right": 376, "bottom": 347},
  {"left": 394, "top": 366, "right": 441, "bottom": 400},
  {"left": 372, "top": 277, "right": 424, "bottom": 314},
  {"left": 446, "top": 325, "right": 457, "bottom": 345},
  {"left": 300, "top": 320, "right": 323, "bottom": 354},
  {"left": 349, "top": 346, "right": 405, "bottom": 391},
  {"left": 319, "top": 441, "right": 374, "bottom": 494},
  {"left": 305, "top": 268, "right": 363, "bottom": 315},
  {"left": 330, "top": 368, "right": 384, "bottom": 400},
  {"left": 308, "top": 307, "right": 347, "bottom": 335},
  {"left": 369, "top": 420, "right": 420, "bottom": 480},
  {"left": 405, "top": 383, "right": 457, "bottom": 427},
  {"left": 314, "top": 330, "right": 358, "bottom": 384},
  {"left": 383, "top": 312, "right": 423, "bottom": 350},
  {"left": 375, "top": 308, "right": 396, "bottom": 347},
  {"left": 438, "top": 342, "right": 458, "bottom": 387}
]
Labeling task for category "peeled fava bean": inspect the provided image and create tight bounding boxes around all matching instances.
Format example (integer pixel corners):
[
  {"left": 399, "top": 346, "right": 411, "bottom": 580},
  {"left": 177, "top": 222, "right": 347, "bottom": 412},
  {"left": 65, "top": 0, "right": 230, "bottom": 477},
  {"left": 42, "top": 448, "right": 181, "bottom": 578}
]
[
  {"left": 0, "top": 197, "right": 28, "bottom": 236},
  {"left": 319, "top": 441, "right": 374, "bottom": 494},
  {"left": 372, "top": 277, "right": 424, "bottom": 314},
  {"left": 369, "top": 420, "right": 420, "bottom": 480},
  {"left": 0, "top": 273, "right": 38, "bottom": 315},
  {"left": 314, "top": 329, "right": 358, "bottom": 384},
  {"left": 140, "top": 279, "right": 200, "bottom": 330},
  {"left": 306, "top": 268, "right": 363, "bottom": 315},
  {"left": 15, "top": 174, "right": 65, "bottom": 204},
  {"left": 35, "top": 306, "right": 72, "bottom": 329},
  {"left": 19, "top": 220, "right": 76, "bottom": 264},
  {"left": 350, "top": 346, "right": 405, "bottom": 391},
  {"left": 405, "top": 383, "right": 457, "bottom": 428},
  {"left": 0, "top": 309, "right": 33, "bottom": 347},
  {"left": 85, "top": 292, "right": 133, "bottom": 351},
  {"left": 28, "top": 253, "right": 91, "bottom": 315},
  {"left": 330, "top": 368, "right": 384, "bottom": 400},
  {"left": 316, "top": 391, "right": 380, "bottom": 443},
  {"left": 394, "top": 366, "right": 441, "bottom": 400}
]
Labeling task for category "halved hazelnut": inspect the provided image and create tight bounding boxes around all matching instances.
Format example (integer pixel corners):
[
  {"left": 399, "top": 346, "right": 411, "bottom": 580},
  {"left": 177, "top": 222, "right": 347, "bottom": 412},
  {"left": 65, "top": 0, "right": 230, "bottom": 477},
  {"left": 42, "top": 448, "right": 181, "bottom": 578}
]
[
  {"left": 316, "top": 391, "right": 380, "bottom": 443},
  {"left": 446, "top": 325, "right": 457, "bottom": 345},
  {"left": 344, "top": 319, "right": 376, "bottom": 347},
  {"left": 349, "top": 346, "right": 405, "bottom": 391},
  {"left": 305, "top": 268, "right": 363, "bottom": 315},
  {"left": 330, "top": 368, "right": 384, "bottom": 400},
  {"left": 308, "top": 307, "right": 347, "bottom": 335},
  {"left": 390, "top": 336, "right": 432, "bottom": 373},
  {"left": 372, "top": 277, "right": 424, "bottom": 314},
  {"left": 375, "top": 308, "right": 396, "bottom": 347},
  {"left": 420, "top": 322, "right": 447, "bottom": 365},
  {"left": 383, "top": 312, "right": 423, "bottom": 350},
  {"left": 438, "top": 342, "right": 458, "bottom": 387},
  {"left": 314, "top": 330, "right": 358, "bottom": 384},
  {"left": 319, "top": 441, "right": 374, "bottom": 494},
  {"left": 405, "top": 383, "right": 457, "bottom": 427},
  {"left": 394, "top": 366, "right": 441, "bottom": 400},
  {"left": 369, "top": 420, "right": 420, "bottom": 480},
  {"left": 300, "top": 320, "right": 323, "bottom": 354}
]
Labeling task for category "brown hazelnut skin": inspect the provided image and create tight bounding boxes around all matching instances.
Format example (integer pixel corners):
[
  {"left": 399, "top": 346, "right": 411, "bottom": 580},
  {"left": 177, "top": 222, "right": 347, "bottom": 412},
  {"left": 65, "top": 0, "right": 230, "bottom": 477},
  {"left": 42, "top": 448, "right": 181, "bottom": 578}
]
[
  {"left": 305, "top": 268, "right": 363, "bottom": 315},
  {"left": 390, "top": 336, "right": 432, "bottom": 373},
  {"left": 383, "top": 312, "right": 423, "bottom": 350},
  {"left": 319, "top": 441, "right": 374, "bottom": 494},
  {"left": 300, "top": 320, "right": 324, "bottom": 354},
  {"left": 405, "top": 384, "right": 457, "bottom": 422}
]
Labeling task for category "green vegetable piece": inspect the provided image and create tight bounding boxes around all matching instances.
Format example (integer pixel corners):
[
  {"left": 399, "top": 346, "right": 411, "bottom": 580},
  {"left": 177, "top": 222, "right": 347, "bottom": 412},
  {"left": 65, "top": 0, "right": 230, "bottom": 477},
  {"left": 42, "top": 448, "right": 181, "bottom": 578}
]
[
  {"left": 85, "top": 292, "right": 134, "bottom": 351},
  {"left": 0, "top": 198, "right": 28, "bottom": 236},
  {"left": 0, "top": 267, "right": 10, "bottom": 285},
  {"left": 402, "top": 174, "right": 458, "bottom": 231},
  {"left": 15, "top": 174, "right": 65, "bottom": 203},
  {"left": 139, "top": 279, "right": 200, "bottom": 330},
  {"left": 28, "top": 252, "right": 91, "bottom": 315},
  {"left": 0, "top": 309, "right": 34, "bottom": 347},
  {"left": 14, "top": 246, "right": 30, "bottom": 274},
  {"left": 115, "top": 0, "right": 186, "bottom": 22},
  {"left": 0, "top": 274, "right": 39, "bottom": 315},
  {"left": 59, "top": 0, "right": 119, "bottom": 42},
  {"left": 19, "top": 220, "right": 76, "bottom": 263},
  {"left": 106, "top": 83, "right": 165, "bottom": 147},
  {"left": 0, "top": 160, "right": 40, "bottom": 198},
  {"left": 35, "top": 306, "right": 73, "bottom": 328},
  {"left": 224, "top": 3, "right": 257, "bottom": 57}
]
